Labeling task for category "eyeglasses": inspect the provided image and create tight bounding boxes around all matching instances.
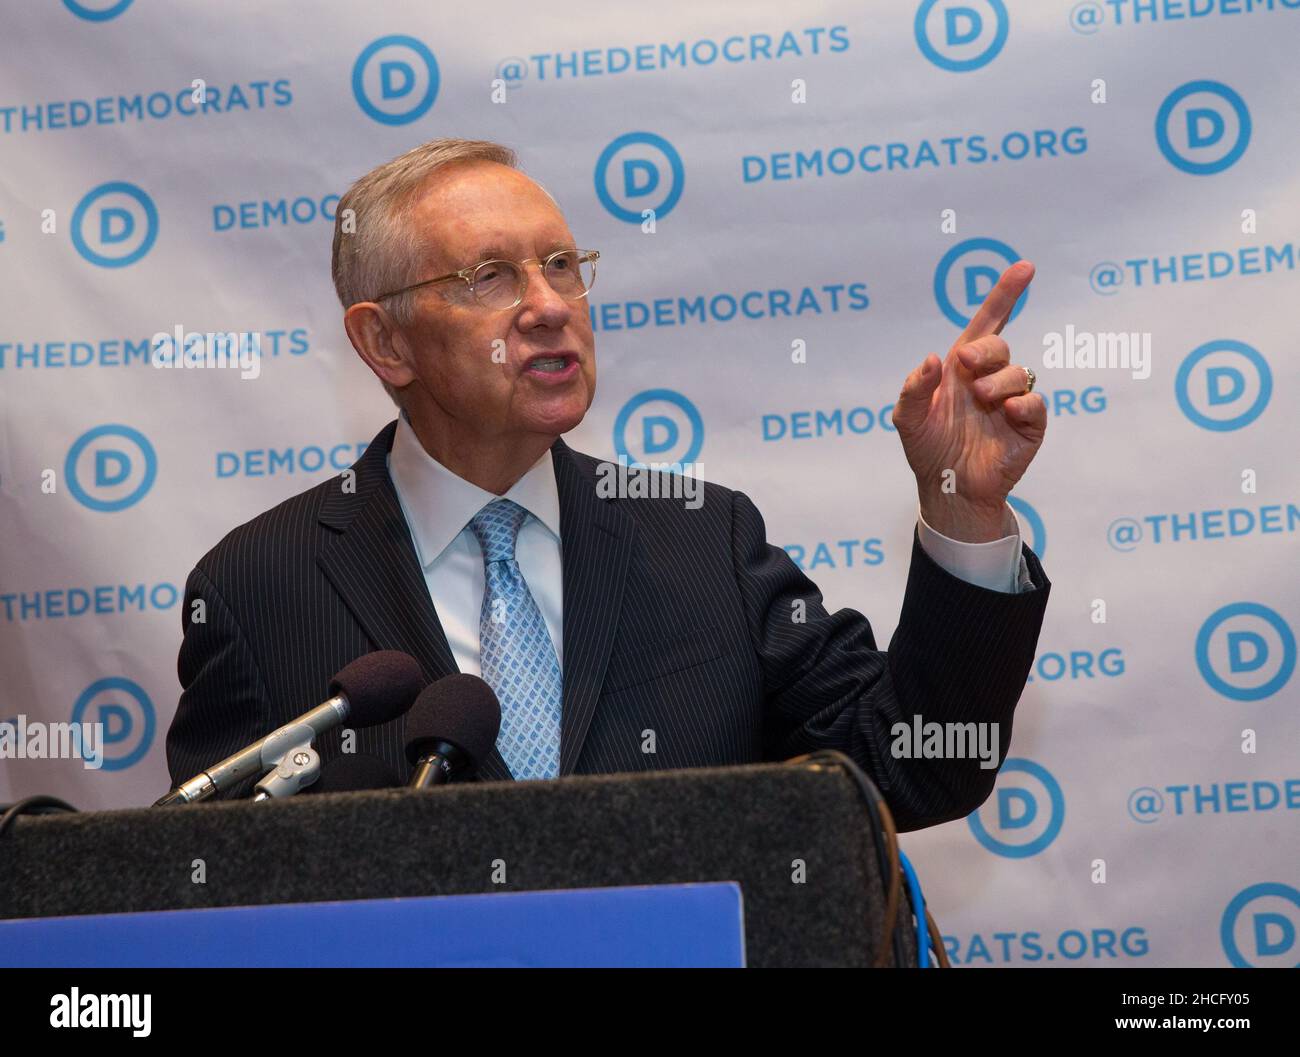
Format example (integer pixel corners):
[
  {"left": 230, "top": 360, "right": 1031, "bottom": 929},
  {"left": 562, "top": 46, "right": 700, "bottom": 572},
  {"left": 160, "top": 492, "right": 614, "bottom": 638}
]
[{"left": 374, "top": 248, "right": 600, "bottom": 310}]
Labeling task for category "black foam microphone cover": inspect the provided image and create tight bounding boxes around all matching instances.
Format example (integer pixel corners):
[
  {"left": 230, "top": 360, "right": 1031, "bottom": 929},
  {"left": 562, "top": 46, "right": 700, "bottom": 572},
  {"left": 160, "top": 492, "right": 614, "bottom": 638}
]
[
  {"left": 404, "top": 674, "right": 502, "bottom": 771},
  {"left": 328, "top": 651, "right": 424, "bottom": 727}
]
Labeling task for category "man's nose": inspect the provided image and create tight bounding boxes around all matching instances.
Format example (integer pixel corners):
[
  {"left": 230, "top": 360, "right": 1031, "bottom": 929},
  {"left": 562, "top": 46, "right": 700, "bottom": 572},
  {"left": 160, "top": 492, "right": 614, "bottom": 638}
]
[{"left": 517, "top": 260, "right": 573, "bottom": 322}]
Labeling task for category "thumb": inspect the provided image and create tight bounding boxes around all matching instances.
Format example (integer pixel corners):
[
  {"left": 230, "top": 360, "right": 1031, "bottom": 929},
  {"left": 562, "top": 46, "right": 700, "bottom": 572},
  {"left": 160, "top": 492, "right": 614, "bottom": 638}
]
[{"left": 891, "top": 354, "right": 941, "bottom": 434}]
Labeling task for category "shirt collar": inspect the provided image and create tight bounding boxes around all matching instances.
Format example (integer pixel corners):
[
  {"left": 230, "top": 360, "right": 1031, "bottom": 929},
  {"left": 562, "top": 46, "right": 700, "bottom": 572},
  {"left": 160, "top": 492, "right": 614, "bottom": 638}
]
[{"left": 387, "top": 411, "right": 562, "bottom": 569}]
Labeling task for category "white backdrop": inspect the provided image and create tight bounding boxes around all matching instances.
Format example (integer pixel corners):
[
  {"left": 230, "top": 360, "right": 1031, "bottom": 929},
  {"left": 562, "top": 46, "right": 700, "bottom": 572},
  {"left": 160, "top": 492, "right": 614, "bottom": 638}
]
[{"left": 1, "top": 0, "right": 1297, "bottom": 968}]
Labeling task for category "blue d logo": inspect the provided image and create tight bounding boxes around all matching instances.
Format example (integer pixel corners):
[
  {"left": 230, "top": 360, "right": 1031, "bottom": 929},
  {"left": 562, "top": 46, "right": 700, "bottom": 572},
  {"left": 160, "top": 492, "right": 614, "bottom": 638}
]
[
  {"left": 1155, "top": 80, "right": 1251, "bottom": 175},
  {"left": 71, "top": 677, "right": 156, "bottom": 772},
  {"left": 1221, "top": 884, "right": 1300, "bottom": 967},
  {"left": 1196, "top": 602, "right": 1295, "bottom": 702},
  {"left": 595, "top": 133, "right": 685, "bottom": 224},
  {"left": 71, "top": 182, "right": 158, "bottom": 268},
  {"left": 914, "top": 0, "right": 1009, "bottom": 72},
  {"left": 352, "top": 35, "right": 440, "bottom": 125},
  {"left": 1175, "top": 340, "right": 1271, "bottom": 432},
  {"left": 613, "top": 389, "right": 703, "bottom": 467},
  {"left": 65, "top": 424, "right": 157, "bottom": 512},
  {"left": 967, "top": 759, "right": 1065, "bottom": 858}
]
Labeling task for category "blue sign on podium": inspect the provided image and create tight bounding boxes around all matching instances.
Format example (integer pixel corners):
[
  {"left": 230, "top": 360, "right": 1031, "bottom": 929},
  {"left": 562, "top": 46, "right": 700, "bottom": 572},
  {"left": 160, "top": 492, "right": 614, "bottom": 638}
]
[{"left": 0, "top": 882, "right": 746, "bottom": 967}]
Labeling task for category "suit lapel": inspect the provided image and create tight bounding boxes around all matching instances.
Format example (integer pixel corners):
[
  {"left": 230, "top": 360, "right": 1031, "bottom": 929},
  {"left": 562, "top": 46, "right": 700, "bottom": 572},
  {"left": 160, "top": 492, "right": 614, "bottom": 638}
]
[
  {"left": 551, "top": 439, "right": 636, "bottom": 776},
  {"left": 316, "top": 421, "right": 514, "bottom": 782}
]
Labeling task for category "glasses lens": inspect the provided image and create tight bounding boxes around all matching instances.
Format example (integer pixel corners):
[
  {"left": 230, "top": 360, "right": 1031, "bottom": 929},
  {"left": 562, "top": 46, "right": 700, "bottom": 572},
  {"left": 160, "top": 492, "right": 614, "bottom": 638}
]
[
  {"left": 472, "top": 260, "right": 524, "bottom": 309},
  {"left": 470, "top": 252, "right": 597, "bottom": 308},
  {"left": 543, "top": 250, "right": 595, "bottom": 300}
]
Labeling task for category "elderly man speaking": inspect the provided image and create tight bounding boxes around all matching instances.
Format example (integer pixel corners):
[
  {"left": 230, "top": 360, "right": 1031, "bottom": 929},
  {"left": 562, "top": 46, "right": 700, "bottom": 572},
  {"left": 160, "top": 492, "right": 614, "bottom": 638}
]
[{"left": 166, "top": 138, "right": 1050, "bottom": 829}]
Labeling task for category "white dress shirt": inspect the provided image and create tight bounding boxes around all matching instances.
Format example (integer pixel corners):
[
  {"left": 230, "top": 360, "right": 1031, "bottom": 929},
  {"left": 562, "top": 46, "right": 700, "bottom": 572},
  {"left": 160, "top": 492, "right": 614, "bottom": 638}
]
[
  {"left": 388, "top": 414, "right": 565, "bottom": 676},
  {"left": 387, "top": 413, "right": 1030, "bottom": 677}
]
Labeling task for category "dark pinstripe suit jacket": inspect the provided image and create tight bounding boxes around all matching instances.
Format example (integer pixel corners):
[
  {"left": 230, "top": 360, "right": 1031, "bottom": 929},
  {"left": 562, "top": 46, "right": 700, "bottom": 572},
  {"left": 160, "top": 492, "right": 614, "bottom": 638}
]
[{"left": 167, "top": 419, "right": 1050, "bottom": 830}]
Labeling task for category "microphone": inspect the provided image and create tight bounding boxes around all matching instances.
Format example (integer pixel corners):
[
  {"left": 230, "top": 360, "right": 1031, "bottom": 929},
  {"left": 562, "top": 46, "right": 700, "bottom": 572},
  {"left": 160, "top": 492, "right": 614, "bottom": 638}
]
[
  {"left": 405, "top": 674, "right": 501, "bottom": 789},
  {"left": 310, "top": 753, "right": 401, "bottom": 794},
  {"left": 155, "top": 651, "right": 424, "bottom": 805}
]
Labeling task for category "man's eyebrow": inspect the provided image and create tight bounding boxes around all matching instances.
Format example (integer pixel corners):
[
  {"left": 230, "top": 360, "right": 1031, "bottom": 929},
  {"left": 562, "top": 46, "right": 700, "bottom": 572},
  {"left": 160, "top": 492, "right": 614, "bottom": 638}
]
[{"left": 470, "top": 240, "right": 575, "bottom": 261}]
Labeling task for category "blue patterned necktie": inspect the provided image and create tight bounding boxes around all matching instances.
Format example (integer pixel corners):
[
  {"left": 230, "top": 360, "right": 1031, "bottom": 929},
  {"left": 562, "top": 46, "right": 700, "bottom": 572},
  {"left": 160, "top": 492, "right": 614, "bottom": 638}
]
[{"left": 468, "top": 498, "right": 562, "bottom": 780}]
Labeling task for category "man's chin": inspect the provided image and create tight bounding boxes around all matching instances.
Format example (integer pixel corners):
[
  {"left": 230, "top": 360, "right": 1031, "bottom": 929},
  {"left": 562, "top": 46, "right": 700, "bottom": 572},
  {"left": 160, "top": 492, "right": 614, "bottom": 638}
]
[
  {"left": 519, "top": 387, "right": 593, "bottom": 438},
  {"left": 521, "top": 403, "right": 588, "bottom": 439}
]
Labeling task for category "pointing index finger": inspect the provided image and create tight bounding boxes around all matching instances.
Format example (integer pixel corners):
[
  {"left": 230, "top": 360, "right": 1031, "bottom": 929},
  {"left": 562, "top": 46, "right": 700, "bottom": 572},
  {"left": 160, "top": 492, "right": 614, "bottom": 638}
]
[{"left": 958, "top": 260, "right": 1035, "bottom": 344}]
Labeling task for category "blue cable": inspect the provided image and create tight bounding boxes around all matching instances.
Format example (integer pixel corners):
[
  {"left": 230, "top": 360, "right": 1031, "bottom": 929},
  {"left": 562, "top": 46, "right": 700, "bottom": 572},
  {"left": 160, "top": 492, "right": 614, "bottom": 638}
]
[{"left": 897, "top": 849, "right": 931, "bottom": 968}]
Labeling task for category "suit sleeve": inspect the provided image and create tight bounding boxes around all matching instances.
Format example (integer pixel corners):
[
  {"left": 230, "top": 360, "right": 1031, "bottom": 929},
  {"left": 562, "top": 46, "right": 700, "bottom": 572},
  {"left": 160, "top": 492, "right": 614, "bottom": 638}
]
[
  {"left": 730, "top": 490, "right": 1050, "bottom": 831},
  {"left": 166, "top": 564, "right": 273, "bottom": 799}
]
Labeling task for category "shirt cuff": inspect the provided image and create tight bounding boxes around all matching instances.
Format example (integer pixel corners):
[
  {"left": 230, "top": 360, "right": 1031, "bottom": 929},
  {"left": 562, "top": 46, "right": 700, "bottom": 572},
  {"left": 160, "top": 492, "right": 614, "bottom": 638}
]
[{"left": 915, "top": 503, "right": 1025, "bottom": 594}]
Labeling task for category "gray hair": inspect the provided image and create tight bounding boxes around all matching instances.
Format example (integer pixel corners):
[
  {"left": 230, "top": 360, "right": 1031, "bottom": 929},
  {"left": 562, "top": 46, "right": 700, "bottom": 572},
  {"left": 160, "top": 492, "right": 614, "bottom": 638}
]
[{"left": 331, "top": 138, "right": 520, "bottom": 406}]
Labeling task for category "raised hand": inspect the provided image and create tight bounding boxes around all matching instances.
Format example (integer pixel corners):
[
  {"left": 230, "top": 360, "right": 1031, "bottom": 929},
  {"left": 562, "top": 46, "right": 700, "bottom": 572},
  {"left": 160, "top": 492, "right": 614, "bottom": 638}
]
[{"left": 891, "top": 260, "right": 1046, "bottom": 543}]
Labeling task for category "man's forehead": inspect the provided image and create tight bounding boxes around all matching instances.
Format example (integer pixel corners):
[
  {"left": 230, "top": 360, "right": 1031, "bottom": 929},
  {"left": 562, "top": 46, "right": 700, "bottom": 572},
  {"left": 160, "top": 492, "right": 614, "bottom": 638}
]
[{"left": 411, "top": 165, "right": 571, "bottom": 261}]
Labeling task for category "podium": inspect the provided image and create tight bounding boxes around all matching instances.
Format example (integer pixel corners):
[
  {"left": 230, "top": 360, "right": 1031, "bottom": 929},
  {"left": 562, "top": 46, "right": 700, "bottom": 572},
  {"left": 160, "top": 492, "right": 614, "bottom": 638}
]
[{"left": 0, "top": 761, "right": 918, "bottom": 967}]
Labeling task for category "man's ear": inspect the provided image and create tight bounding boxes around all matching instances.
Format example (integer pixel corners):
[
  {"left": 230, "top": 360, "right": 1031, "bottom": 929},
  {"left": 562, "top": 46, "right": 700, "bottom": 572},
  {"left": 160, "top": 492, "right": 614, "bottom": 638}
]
[{"left": 343, "top": 302, "right": 418, "bottom": 391}]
